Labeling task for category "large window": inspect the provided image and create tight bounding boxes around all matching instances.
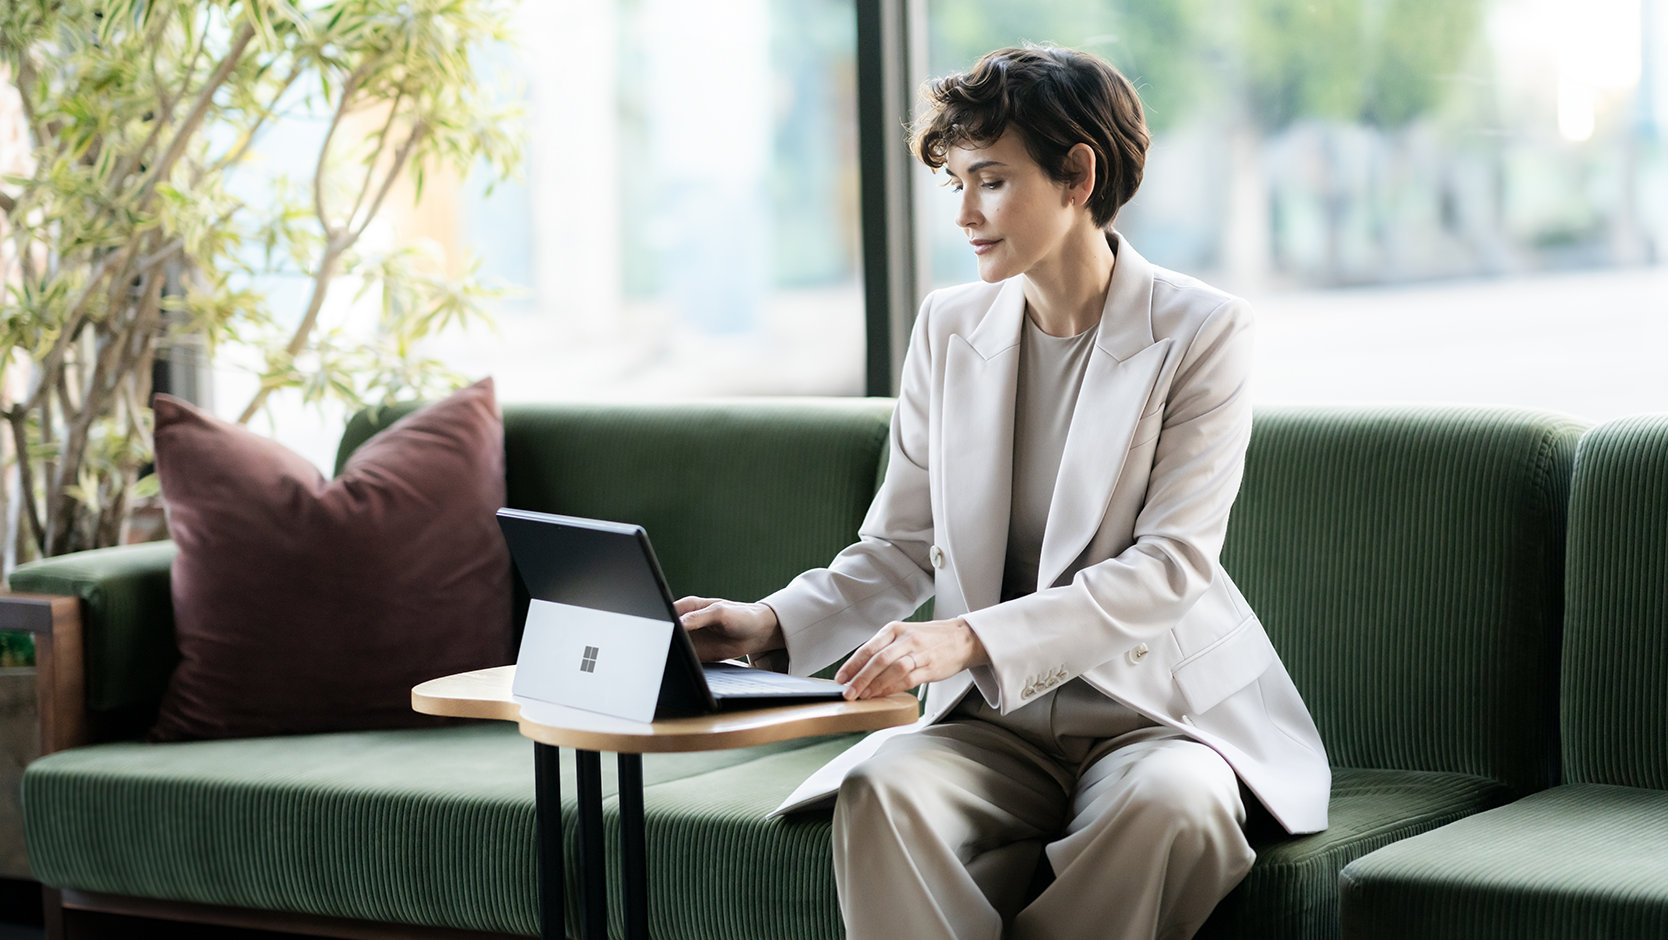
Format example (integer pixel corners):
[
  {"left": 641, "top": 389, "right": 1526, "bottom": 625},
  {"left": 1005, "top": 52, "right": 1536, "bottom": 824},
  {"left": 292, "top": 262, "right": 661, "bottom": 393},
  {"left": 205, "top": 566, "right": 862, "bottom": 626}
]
[
  {"left": 219, "top": 0, "right": 866, "bottom": 469},
  {"left": 221, "top": 0, "right": 1665, "bottom": 469},
  {"left": 449, "top": 0, "right": 865, "bottom": 405}
]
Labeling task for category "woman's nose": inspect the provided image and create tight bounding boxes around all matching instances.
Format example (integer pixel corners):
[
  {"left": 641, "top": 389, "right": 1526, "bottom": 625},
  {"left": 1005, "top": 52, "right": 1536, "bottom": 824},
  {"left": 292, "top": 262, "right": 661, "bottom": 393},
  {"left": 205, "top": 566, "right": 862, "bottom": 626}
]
[{"left": 956, "top": 192, "right": 980, "bottom": 230}]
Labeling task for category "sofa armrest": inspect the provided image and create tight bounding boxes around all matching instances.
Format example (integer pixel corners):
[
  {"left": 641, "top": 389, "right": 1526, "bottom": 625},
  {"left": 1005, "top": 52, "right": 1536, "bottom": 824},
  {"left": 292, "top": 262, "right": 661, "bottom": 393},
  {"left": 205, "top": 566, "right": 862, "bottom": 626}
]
[{"left": 6, "top": 542, "right": 179, "bottom": 742}]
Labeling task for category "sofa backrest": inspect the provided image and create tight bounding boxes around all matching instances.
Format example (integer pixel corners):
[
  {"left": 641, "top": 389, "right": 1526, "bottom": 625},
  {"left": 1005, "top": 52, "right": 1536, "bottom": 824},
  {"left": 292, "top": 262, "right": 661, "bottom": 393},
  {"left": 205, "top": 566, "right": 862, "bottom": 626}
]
[
  {"left": 1559, "top": 414, "right": 1668, "bottom": 790},
  {"left": 1221, "top": 405, "right": 1585, "bottom": 797},
  {"left": 12, "top": 398, "right": 1583, "bottom": 757},
  {"left": 339, "top": 398, "right": 897, "bottom": 636}
]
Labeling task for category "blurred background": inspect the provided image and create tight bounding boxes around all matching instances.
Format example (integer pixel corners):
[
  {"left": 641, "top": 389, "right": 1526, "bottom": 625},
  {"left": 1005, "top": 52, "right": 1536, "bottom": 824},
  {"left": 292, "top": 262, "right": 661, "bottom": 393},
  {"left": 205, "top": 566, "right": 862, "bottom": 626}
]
[{"left": 204, "top": 0, "right": 1668, "bottom": 467}]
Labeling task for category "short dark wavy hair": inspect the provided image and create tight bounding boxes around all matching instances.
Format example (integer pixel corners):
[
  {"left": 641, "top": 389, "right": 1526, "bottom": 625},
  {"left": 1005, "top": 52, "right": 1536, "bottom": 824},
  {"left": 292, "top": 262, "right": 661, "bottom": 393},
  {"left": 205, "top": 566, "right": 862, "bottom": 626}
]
[{"left": 910, "top": 45, "right": 1149, "bottom": 228}]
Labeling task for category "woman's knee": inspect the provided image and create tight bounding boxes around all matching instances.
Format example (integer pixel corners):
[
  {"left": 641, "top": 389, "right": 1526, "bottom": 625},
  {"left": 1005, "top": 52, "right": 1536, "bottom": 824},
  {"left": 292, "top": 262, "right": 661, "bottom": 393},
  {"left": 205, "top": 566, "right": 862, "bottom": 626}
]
[
  {"left": 1091, "top": 742, "right": 1245, "bottom": 837},
  {"left": 838, "top": 745, "right": 931, "bottom": 812}
]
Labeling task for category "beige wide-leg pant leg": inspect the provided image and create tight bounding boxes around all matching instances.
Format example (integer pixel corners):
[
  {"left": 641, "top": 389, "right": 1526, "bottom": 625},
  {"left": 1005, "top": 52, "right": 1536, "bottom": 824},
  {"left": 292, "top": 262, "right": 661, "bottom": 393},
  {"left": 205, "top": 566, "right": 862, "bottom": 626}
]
[
  {"left": 834, "top": 721, "right": 1066, "bottom": 940},
  {"left": 1013, "top": 731, "right": 1256, "bottom": 940},
  {"left": 833, "top": 724, "right": 1254, "bottom": 940}
]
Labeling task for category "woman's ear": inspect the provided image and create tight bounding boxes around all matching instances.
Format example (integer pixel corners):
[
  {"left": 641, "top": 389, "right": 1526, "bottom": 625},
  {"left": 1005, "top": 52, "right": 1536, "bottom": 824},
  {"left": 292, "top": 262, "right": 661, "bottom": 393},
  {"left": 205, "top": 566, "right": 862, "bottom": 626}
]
[{"left": 1065, "top": 142, "right": 1096, "bottom": 208}]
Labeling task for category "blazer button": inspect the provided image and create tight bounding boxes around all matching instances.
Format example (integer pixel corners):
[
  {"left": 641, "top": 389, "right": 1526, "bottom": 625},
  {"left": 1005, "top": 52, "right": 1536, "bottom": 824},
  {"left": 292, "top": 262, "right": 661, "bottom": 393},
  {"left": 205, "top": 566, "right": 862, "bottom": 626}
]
[
  {"left": 1128, "top": 643, "right": 1149, "bottom": 665},
  {"left": 929, "top": 545, "right": 945, "bottom": 569}
]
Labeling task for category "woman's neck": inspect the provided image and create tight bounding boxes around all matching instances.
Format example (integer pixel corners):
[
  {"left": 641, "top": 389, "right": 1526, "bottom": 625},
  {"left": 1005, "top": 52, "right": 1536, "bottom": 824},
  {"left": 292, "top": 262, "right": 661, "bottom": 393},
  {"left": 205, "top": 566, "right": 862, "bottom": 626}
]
[{"left": 1021, "top": 228, "right": 1116, "bottom": 337}]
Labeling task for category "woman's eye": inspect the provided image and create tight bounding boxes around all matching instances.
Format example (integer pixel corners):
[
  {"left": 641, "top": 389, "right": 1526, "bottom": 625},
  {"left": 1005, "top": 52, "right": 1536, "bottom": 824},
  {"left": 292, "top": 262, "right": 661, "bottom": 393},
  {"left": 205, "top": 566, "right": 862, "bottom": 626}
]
[{"left": 981, "top": 180, "right": 1003, "bottom": 191}]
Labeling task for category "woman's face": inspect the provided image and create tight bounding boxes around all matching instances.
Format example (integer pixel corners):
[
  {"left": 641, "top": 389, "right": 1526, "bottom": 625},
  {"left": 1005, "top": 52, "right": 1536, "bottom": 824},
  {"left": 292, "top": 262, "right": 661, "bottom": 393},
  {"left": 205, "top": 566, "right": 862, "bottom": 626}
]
[{"left": 944, "top": 130, "right": 1079, "bottom": 284}]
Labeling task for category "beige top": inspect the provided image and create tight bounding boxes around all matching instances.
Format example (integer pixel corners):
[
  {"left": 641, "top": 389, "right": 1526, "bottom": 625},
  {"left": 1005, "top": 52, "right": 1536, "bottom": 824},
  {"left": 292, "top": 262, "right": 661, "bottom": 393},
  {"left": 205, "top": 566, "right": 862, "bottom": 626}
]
[
  {"left": 1001, "top": 314, "right": 1099, "bottom": 604},
  {"left": 958, "top": 312, "right": 1153, "bottom": 760}
]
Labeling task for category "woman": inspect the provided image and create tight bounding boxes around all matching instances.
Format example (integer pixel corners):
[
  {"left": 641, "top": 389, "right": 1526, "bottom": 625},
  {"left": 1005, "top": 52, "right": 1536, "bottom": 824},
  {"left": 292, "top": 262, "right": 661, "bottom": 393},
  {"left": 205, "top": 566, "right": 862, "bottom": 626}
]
[{"left": 676, "top": 45, "right": 1329, "bottom": 940}]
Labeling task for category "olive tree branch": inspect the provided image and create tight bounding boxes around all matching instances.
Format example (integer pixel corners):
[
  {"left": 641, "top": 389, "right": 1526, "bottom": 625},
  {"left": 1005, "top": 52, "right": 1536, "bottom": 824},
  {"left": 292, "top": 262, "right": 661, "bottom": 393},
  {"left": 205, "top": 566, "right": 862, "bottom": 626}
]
[
  {"left": 236, "top": 236, "right": 348, "bottom": 423},
  {"left": 22, "top": 241, "right": 138, "bottom": 412},
  {"left": 38, "top": 384, "right": 56, "bottom": 539},
  {"left": 169, "top": 9, "right": 213, "bottom": 124},
  {"left": 239, "top": 65, "right": 383, "bottom": 423},
  {"left": 109, "top": 1, "right": 183, "bottom": 188},
  {"left": 313, "top": 66, "right": 367, "bottom": 240},
  {"left": 134, "top": 22, "right": 257, "bottom": 209},
  {"left": 136, "top": 237, "right": 184, "bottom": 273},
  {"left": 197, "top": 61, "right": 305, "bottom": 183},
  {"left": 12, "top": 58, "right": 56, "bottom": 152},
  {"left": 351, "top": 120, "right": 426, "bottom": 241},
  {"left": 5, "top": 409, "right": 45, "bottom": 555},
  {"left": 48, "top": 249, "right": 163, "bottom": 552},
  {"left": 346, "top": 87, "right": 404, "bottom": 228}
]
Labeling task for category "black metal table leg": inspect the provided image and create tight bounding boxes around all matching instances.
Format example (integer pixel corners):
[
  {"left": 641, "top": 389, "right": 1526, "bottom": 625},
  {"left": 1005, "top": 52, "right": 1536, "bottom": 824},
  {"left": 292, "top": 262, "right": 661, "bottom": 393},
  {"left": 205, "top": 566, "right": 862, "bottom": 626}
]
[
  {"left": 617, "top": 753, "right": 648, "bottom": 940},
  {"left": 536, "top": 746, "right": 650, "bottom": 940},
  {"left": 532, "top": 743, "right": 565, "bottom": 940},
  {"left": 574, "top": 749, "right": 608, "bottom": 940}
]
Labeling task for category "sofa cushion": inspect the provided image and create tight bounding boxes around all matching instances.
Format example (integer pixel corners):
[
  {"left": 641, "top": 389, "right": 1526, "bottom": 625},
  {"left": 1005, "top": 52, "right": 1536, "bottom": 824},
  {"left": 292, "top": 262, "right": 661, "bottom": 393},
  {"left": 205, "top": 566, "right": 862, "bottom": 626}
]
[
  {"left": 1197, "top": 768, "right": 1509, "bottom": 940},
  {"left": 20, "top": 722, "right": 837, "bottom": 936},
  {"left": 150, "top": 379, "right": 513, "bottom": 740},
  {"left": 1222, "top": 405, "right": 1584, "bottom": 795},
  {"left": 21, "top": 724, "right": 1517, "bottom": 940},
  {"left": 1339, "top": 784, "right": 1668, "bottom": 939}
]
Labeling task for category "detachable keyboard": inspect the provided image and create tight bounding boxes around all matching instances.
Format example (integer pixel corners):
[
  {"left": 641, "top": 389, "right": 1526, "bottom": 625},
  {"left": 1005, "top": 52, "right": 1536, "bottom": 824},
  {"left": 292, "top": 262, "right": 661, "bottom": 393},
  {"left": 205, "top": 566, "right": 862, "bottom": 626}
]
[{"left": 701, "top": 662, "right": 845, "bottom": 699}]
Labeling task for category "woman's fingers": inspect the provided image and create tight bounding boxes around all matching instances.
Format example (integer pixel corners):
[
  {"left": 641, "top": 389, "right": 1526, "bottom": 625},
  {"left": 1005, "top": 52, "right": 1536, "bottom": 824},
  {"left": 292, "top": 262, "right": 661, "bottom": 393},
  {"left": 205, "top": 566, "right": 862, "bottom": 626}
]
[
  {"left": 846, "top": 641, "right": 924, "bottom": 700},
  {"left": 673, "top": 599, "right": 784, "bottom": 662},
  {"left": 839, "top": 617, "right": 983, "bottom": 699},
  {"left": 857, "top": 648, "right": 923, "bottom": 700},
  {"left": 686, "top": 627, "right": 740, "bottom": 662},
  {"left": 834, "top": 623, "right": 893, "bottom": 686},
  {"left": 840, "top": 622, "right": 933, "bottom": 699},
  {"left": 673, "top": 595, "right": 717, "bottom": 618}
]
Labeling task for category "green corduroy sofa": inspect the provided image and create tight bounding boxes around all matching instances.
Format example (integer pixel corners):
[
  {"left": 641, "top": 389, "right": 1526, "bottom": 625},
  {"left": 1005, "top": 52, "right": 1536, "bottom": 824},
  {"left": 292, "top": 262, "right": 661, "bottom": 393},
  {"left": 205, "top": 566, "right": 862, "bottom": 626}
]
[
  {"left": 1338, "top": 413, "right": 1668, "bottom": 939},
  {"left": 5, "top": 399, "right": 1586, "bottom": 939}
]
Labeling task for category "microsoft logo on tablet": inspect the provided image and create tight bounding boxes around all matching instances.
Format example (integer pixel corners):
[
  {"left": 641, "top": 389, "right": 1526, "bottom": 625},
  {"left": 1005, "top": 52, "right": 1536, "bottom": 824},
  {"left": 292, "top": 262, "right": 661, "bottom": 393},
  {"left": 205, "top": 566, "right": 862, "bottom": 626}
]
[{"left": 579, "top": 646, "right": 599, "bottom": 673}]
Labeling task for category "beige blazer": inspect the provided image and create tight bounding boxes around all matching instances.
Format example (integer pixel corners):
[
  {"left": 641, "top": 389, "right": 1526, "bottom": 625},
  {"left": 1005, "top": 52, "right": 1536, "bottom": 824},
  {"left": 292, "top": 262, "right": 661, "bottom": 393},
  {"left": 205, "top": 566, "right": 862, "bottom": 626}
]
[{"left": 763, "top": 234, "right": 1330, "bottom": 834}]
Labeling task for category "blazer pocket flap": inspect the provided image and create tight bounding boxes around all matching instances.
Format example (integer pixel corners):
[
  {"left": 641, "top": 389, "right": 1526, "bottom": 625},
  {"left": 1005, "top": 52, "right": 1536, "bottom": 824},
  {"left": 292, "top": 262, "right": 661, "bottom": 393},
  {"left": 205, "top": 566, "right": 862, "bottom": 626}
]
[{"left": 1171, "top": 616, "right": 1276, "bottom": 716}]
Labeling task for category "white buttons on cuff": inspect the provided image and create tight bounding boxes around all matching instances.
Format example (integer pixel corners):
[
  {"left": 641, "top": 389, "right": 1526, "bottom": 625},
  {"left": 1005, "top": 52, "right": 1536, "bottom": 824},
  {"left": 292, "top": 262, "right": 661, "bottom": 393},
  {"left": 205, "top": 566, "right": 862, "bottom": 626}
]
[
  {"left": 929, "top": 544, "right": 945, "bottom": 568},
  {"left": 1127, "top": 643, "right": 1150, "bottom": 665},
  {"left": 1022, "top": 667, "right": 1068, "bottom": 700}
]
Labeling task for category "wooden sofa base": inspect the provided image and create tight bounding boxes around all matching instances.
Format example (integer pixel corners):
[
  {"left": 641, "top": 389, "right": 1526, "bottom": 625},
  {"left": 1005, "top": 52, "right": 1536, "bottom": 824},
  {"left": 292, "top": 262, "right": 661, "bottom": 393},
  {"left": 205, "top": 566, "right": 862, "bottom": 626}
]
[{"left": 50, "top": 887, "right": 533, "bottom": 940}]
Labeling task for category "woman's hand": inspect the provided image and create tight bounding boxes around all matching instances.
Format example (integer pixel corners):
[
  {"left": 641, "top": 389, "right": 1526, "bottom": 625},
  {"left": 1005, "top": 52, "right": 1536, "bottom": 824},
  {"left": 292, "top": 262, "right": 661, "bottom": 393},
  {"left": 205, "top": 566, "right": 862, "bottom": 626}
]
[
  {"left": 835, "top": 617, "right": 989, "bottom": 700},
  {"left": 674, "top": 596, "right": 785, "bottom": 662}
]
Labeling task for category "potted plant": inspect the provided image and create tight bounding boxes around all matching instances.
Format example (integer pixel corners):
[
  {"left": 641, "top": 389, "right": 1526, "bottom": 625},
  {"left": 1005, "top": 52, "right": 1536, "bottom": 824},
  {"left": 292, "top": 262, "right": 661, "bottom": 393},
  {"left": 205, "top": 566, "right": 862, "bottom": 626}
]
[
  {"left": 0, "top": 0, "right": 522, "bottom": 567},
  {"left": 0, "top": 0, "right": 522, "bottom": 882}
]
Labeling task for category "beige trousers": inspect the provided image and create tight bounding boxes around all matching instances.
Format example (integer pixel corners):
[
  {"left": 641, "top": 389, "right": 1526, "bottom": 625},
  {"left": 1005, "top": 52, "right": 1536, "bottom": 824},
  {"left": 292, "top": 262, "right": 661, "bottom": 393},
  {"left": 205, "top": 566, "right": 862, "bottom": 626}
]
[{"left": 831, "top": 698, "right": 1255, "bottom": 940}]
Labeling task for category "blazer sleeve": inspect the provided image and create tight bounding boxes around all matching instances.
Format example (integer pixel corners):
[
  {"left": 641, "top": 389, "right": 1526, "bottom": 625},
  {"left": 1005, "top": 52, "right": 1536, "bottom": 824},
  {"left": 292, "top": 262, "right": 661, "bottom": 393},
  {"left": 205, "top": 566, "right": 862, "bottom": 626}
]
[
  {"left": 758, "top": 296, "right": 940, "bottom": 677},
  {"left": 960, "top": 297, "right": 1255, "bottom": 710}
]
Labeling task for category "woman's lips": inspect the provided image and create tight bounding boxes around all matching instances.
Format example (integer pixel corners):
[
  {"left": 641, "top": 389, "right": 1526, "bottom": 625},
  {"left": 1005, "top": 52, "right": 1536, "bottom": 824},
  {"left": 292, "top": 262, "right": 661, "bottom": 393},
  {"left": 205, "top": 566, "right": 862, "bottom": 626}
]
[{"left": 970, "top": 238, "right": 1000, "bottom": 255}]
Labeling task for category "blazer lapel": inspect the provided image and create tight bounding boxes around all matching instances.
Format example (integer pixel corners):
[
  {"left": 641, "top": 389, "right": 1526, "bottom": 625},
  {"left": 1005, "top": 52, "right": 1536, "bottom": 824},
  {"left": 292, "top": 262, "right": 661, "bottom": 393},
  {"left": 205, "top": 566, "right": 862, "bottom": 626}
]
[
  {"left": 939, "top": 279, "right": 1024, "bottom": 614},
  {"left": 1035, "top": 234, "right": 1170, "bottom": 590}
]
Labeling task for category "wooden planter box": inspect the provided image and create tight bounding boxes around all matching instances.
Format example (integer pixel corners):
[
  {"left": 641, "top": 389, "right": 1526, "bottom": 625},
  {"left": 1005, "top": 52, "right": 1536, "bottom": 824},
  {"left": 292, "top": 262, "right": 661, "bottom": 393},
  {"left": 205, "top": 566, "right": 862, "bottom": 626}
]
[{"left": 0, "top": 665, "right": 38, "bottom": 879}]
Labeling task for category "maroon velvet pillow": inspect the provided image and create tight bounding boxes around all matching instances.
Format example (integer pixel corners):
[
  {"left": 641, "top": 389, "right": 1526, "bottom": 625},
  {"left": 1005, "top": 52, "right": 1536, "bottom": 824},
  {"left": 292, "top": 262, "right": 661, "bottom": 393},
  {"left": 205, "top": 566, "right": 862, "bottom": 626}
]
[{"left": 150, "top": 378, "right": 514, "bottom": 741}]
